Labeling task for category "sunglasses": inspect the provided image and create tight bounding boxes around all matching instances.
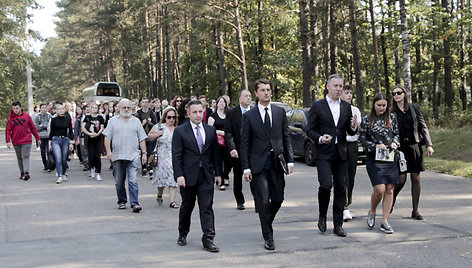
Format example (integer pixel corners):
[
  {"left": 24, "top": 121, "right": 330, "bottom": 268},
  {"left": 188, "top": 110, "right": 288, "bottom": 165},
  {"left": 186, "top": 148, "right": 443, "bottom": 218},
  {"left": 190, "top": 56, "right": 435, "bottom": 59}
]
[
  {"left": 393, "top": 91, "right": 404, "bottom": 96},
  {"left": 176, "top": 100, "right": 182, "bottom": 102},
  {"left": 167, "top": 116, "right": 176, "bottom": 119}
]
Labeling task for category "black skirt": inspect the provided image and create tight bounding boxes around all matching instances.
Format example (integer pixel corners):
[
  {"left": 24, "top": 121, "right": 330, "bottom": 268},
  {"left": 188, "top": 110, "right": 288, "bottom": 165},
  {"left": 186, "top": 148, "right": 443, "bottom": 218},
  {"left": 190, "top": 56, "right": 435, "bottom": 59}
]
[
  {"left": 399, "top": 143, "right": 425, "bottom": 174},
  {"left": 366, "top": 154, "right": 399, "bottom": 186}
]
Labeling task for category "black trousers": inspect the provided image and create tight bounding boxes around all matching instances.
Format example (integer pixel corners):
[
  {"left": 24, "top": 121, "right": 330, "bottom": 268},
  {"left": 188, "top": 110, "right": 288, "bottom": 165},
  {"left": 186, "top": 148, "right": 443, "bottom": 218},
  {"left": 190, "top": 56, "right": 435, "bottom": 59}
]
[
  {"left": 316, "top": 159, "right": 348, "bottom": 228},
  {"left": 178, "top": 168, "right": 215, "bottom": 244},
  {"left": 252, "top": 155, "right": 284, "bottom": 240},
  {"left": 232, "top": 156, "right": 257, "bottom": 205},
  {"left": 39, "top": 138, "right": 50, "bottom": 170},
  {"left": 87, "top": 135, "right": 103, "bottom": 173}
]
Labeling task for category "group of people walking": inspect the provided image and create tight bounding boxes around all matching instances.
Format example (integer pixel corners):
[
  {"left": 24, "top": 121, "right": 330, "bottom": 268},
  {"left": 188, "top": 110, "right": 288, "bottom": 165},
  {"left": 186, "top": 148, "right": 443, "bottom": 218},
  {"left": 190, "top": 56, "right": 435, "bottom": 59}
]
[{"left": 5, "top": 74, "right": 434, "bottom": 253}]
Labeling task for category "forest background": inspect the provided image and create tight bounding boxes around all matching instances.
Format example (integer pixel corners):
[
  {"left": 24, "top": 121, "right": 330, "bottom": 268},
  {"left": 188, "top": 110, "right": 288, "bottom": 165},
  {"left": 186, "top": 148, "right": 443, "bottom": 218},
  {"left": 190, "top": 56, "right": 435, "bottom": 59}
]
[{"left": 2, "top": 0, "right": 472, "bottom": 176}]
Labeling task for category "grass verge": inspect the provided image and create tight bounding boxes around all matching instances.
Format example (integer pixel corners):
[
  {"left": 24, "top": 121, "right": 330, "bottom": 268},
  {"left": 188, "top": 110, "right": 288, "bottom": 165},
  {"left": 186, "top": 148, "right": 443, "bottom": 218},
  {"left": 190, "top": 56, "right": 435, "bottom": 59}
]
[{"left": 424, "top": 127, "right": 472, "bottom": 178}]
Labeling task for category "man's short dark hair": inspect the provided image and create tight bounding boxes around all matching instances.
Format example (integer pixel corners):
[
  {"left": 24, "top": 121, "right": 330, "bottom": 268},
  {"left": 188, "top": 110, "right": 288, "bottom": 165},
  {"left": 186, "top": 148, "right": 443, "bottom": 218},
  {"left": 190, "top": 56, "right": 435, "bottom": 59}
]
[
  {"left": 188, "top": 99, "right": 204, "bottom": 109},
  {"left": 40, "top": 103, "right": 47, "bottom": 108},
  {"left": 12, "top": 101, "right": 21, "bottom": 107},
  {"left": 254, "top": 78, "right": 272, "bottom": 92},
  {"left": 139, "top": 96, "right": 149, "bottom": 103}
]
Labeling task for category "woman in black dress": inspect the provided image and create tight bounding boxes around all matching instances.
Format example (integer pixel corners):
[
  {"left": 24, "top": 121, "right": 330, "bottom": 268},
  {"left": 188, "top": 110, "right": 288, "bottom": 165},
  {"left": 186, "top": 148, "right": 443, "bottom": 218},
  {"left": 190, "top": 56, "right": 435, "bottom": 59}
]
[
  {"left": 208, "top": 96, "right": 231, "bottom": 190},
  {"left": 359, "top": 93, "right": 400, "bottom": 234},
  {"left": 391, "top": 85, "right": 434, "bottom": 220}
]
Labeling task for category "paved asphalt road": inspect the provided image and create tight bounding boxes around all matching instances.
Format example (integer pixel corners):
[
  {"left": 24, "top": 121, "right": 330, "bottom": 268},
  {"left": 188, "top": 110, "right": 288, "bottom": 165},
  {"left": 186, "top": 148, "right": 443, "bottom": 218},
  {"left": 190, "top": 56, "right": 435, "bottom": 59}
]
[{"left": 0, "top": 134, "right": 471, "bottom": 267}]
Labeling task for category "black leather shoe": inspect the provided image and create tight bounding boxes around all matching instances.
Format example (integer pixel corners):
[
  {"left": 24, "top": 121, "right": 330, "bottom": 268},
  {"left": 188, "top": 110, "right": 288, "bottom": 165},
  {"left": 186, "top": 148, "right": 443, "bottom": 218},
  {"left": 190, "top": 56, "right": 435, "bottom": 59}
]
[
  {"left": 264, "top": 238, "right": 275, "bottom": 250},
  {"left": 177, "top": 235, "right": 187, "bottom": 246},
  {"left": 333, "top": 226, "right": 347, "bottom": 237},
  {"left": 318, "top": 216, "right": 327, "bottom": 232},
  {"left": 203, "top": 242, "right": 219, "bottom": 252},
  {"left": 237, "top": 203, "right": 245, "bottom": 210}
]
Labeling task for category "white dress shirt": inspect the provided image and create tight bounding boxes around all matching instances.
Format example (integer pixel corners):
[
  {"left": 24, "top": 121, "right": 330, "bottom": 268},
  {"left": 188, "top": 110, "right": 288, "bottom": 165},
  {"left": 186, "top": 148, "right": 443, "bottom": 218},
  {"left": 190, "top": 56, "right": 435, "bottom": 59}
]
[
  {"left": 258, "top": 103, "right": 272, "bottom": 126},
  {"left": 346, "top": 105, "right": 361, "bottom": 142}
]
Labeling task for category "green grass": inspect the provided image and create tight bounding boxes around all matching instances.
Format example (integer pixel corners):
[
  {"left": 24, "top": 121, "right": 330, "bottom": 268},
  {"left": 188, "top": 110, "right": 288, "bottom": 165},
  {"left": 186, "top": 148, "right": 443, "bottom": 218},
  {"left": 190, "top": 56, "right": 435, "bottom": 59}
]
[{"left": 425, "top": 127, "right": 472, "bottom": 178}]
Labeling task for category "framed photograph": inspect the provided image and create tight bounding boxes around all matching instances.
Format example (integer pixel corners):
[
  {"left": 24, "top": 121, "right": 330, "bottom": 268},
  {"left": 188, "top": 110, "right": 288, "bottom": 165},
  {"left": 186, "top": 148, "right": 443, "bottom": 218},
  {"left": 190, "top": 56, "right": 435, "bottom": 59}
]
[{"left": 375, "top": 148, "right": 395, "bottom": 162}]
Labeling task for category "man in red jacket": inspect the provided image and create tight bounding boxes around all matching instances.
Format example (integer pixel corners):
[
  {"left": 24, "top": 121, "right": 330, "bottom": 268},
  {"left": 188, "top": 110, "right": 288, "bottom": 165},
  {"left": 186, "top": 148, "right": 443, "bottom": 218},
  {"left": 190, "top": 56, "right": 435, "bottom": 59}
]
[{"left": 6, "top": 101, "right": 41, "bottom": 181}]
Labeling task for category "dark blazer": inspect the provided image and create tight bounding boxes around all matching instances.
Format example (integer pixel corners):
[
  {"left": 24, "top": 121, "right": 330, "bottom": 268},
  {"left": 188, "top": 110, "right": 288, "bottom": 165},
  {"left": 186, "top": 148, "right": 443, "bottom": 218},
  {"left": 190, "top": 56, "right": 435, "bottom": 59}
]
[
  {"left": 224, "top": 105, "right": 243, "bottom": 152},
  {"left": 172, "top": 121, "right": 222, "bottom": 186},
  {"left": 307, "top": 98, "right": 356, "bottom": 161},
  {"left": 240, "top": 104, "right": 294, "bottom": 174},
  {"left": 409, "top": 104, "right": 433, "bottom": 147}
]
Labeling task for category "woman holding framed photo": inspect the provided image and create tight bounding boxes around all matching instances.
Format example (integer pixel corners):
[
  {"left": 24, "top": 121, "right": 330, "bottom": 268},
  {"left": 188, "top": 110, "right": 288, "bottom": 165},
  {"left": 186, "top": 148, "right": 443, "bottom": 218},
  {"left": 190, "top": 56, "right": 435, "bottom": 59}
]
[{"left": 359, "top": 93, "right": 400, "bottom": 234}]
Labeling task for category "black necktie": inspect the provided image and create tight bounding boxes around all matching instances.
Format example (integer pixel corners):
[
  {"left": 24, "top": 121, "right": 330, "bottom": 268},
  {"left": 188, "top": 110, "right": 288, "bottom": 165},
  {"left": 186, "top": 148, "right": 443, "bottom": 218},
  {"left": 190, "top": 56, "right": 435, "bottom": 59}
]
[{"left": 264, "top": 107, "right": 271, "bottom": 137}]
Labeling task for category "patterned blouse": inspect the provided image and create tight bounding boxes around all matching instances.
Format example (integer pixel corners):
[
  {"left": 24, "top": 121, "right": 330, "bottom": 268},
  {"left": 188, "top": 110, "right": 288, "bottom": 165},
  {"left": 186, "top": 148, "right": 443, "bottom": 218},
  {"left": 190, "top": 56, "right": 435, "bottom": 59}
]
[{"left": 359, "top": 113, "right": 400, "bottom": 153}]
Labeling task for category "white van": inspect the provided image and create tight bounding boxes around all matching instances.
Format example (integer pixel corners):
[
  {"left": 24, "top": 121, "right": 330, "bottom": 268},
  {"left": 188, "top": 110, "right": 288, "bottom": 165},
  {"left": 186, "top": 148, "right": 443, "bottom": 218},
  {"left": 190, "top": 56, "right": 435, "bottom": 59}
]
[{"left": 82, "top": 82, "right": 122, "bottom": 102}]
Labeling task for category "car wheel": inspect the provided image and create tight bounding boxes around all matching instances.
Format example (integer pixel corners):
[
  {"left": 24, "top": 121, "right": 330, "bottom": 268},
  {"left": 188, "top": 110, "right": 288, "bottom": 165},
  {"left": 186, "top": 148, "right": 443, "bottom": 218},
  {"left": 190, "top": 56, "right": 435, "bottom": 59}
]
[{"left": 304, "top": 142, "right": 316, "bottom": 166}]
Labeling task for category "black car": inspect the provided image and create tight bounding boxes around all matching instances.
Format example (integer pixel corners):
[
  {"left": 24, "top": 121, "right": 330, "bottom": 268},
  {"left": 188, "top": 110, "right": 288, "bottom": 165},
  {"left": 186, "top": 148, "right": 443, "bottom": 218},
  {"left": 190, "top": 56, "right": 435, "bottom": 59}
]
[
  {"left": 286, "top": 108, "right": 366, "bottom": 166},
  {"left": 286, "top": 108, "right": 316, "bottom": 166}
]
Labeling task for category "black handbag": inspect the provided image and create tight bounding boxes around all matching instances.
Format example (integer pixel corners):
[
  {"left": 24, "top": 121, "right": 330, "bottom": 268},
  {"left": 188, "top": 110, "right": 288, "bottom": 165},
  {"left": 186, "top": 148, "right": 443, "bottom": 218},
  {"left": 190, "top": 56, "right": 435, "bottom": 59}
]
[{"left": 47, "top": 149, "right": 56, "bottom": 170}]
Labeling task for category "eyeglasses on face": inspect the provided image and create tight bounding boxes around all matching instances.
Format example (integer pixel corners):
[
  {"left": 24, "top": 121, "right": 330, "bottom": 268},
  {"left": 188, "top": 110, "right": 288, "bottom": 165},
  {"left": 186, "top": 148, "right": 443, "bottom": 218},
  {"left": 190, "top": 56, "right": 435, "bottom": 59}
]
[
  {"left": 121, "top": 106, "right": 131, "bottom": 109},
  {"left": 167, "top": 116, "right": 176, "bottom": 119},
  {"left": 176, "top": 99, "right": 182, "bottom": 103},
  {"left": 393, "top": 91, "right": 404, "bottom": 96}
]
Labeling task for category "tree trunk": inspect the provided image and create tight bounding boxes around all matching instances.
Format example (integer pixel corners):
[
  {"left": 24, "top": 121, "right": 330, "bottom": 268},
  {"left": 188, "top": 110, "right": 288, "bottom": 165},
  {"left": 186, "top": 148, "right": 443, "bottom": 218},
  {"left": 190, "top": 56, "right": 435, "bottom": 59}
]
[
  {"left": 412, "top": 17, "right": 420, "bottom": 102},
  {"left": 459, "top": 0, "right": 467, "bottom": 110},
  {"left": 322, "top": 1, "right": 330, "bottom": 81},
  {"left": 309, "top": 0, "right": 319, "bottom": 100},
  {"left": 348, "top": 0, "right": 364, "bottom": 112},
  {"left": 155, "top": 4, "right": 163, "bottom": 99},
  {"left": 233, "top": 0, "right": 248, "bottom": 91},
  {"left": 329, "top": 0, "right": 337, "bottom": 75},
  {"left": 300, "top": 0, "right": 312, "bottom": 108},
  {"left": 368, "top": 0, "right": 381, "bottom": 92},
  {"left": 216, "top": 21, "right": 228, "bottom": 95},
  {"left": 442, "top": 0, "right": 453, "bottom": 113},
  {"left": 432, "top": 0, "right": 440, "bottom": 120},
  {"left": 257, "top": 0, "right": 264, "bottom": 77},
  {"left": 164, "top": 6, "right": 173, "bottom": 100},
  {"left": 399, "top": 0, "right": 412, "bottom": 101},
  {"left": 145, "top": 7, "right": 154, "bottom": 97},
  {"left": 380, "top": 8, "right": 390, "bottom": 97}
]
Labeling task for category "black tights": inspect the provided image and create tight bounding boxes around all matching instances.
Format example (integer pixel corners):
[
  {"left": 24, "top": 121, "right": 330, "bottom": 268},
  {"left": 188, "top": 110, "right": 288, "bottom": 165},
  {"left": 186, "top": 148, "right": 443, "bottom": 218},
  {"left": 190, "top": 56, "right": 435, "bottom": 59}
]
[{"left": 392, "top": 172, "right": 421, "bottom": 213}]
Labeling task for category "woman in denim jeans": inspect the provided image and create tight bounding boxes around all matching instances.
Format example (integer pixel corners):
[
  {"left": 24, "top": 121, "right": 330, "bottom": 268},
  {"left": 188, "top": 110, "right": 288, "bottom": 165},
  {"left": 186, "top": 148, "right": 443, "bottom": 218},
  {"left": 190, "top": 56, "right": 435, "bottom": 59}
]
[{"left": 50, "top": 104, "right": 74, "bottom": 184}]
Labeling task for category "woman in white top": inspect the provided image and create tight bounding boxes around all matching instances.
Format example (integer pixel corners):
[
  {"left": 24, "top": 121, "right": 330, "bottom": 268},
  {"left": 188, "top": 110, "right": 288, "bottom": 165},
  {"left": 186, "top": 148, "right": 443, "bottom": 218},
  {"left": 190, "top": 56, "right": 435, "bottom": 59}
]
[{"left": 340, "top": 85, "right": 362, "bottom": 221}]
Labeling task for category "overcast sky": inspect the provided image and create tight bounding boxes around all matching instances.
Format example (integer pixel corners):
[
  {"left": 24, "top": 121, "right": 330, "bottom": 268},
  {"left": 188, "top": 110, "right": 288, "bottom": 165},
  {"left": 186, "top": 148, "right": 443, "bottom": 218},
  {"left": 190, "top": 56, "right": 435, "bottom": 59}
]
[{"left": 30, "top": 0, "right": 59, "bottom": 55}]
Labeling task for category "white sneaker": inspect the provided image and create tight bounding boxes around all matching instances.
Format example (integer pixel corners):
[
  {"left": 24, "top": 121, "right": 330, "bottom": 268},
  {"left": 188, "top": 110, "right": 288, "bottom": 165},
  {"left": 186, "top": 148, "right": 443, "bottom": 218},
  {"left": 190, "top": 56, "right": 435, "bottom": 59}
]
[
  {"left": 62, "top": 174, "right": 68, "bottom": 181},
  {"left": 89, "top": 168, "right": 95, "bottom": 178},
  {"left": 349, "top": 209, "right": 356, "bottom": 218},
  {"left": 56, "top": 176, "right": 63, "bottom": 184},
  {"left": 96, "top": 174, "right": 102, "bottom": 181},
  {"left": 343, "top": 209, "right": 352, "bottom": 221}
]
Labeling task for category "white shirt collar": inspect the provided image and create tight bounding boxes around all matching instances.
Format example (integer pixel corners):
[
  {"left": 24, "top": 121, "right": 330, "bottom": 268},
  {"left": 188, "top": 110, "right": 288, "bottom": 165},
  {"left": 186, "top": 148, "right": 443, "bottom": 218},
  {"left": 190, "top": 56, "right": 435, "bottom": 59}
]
[
  {"left": 190, "top": 121, "right": 203, "bottom": 129},
  {"left": 326, "top": 95, "right": 340, "bottom": 104},
  {"left": 257, "top": 102, "right": 271, "bottom": 112}
]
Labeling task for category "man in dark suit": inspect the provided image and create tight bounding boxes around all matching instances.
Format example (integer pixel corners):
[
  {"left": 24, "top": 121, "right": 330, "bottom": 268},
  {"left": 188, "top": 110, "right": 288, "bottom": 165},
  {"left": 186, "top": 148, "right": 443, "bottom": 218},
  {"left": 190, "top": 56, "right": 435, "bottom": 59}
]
[
  {"left": 172, "top": 99, "right": 222, "bottom": 253},
  {"left": 240, "top": 78, "right": 294, "bottom": 250},
  {"left": 306, "top": 74, "right": 358, "bottom": 237},
  {"left": 225, "top": 90, "right": 256, "bottom": 210}
]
